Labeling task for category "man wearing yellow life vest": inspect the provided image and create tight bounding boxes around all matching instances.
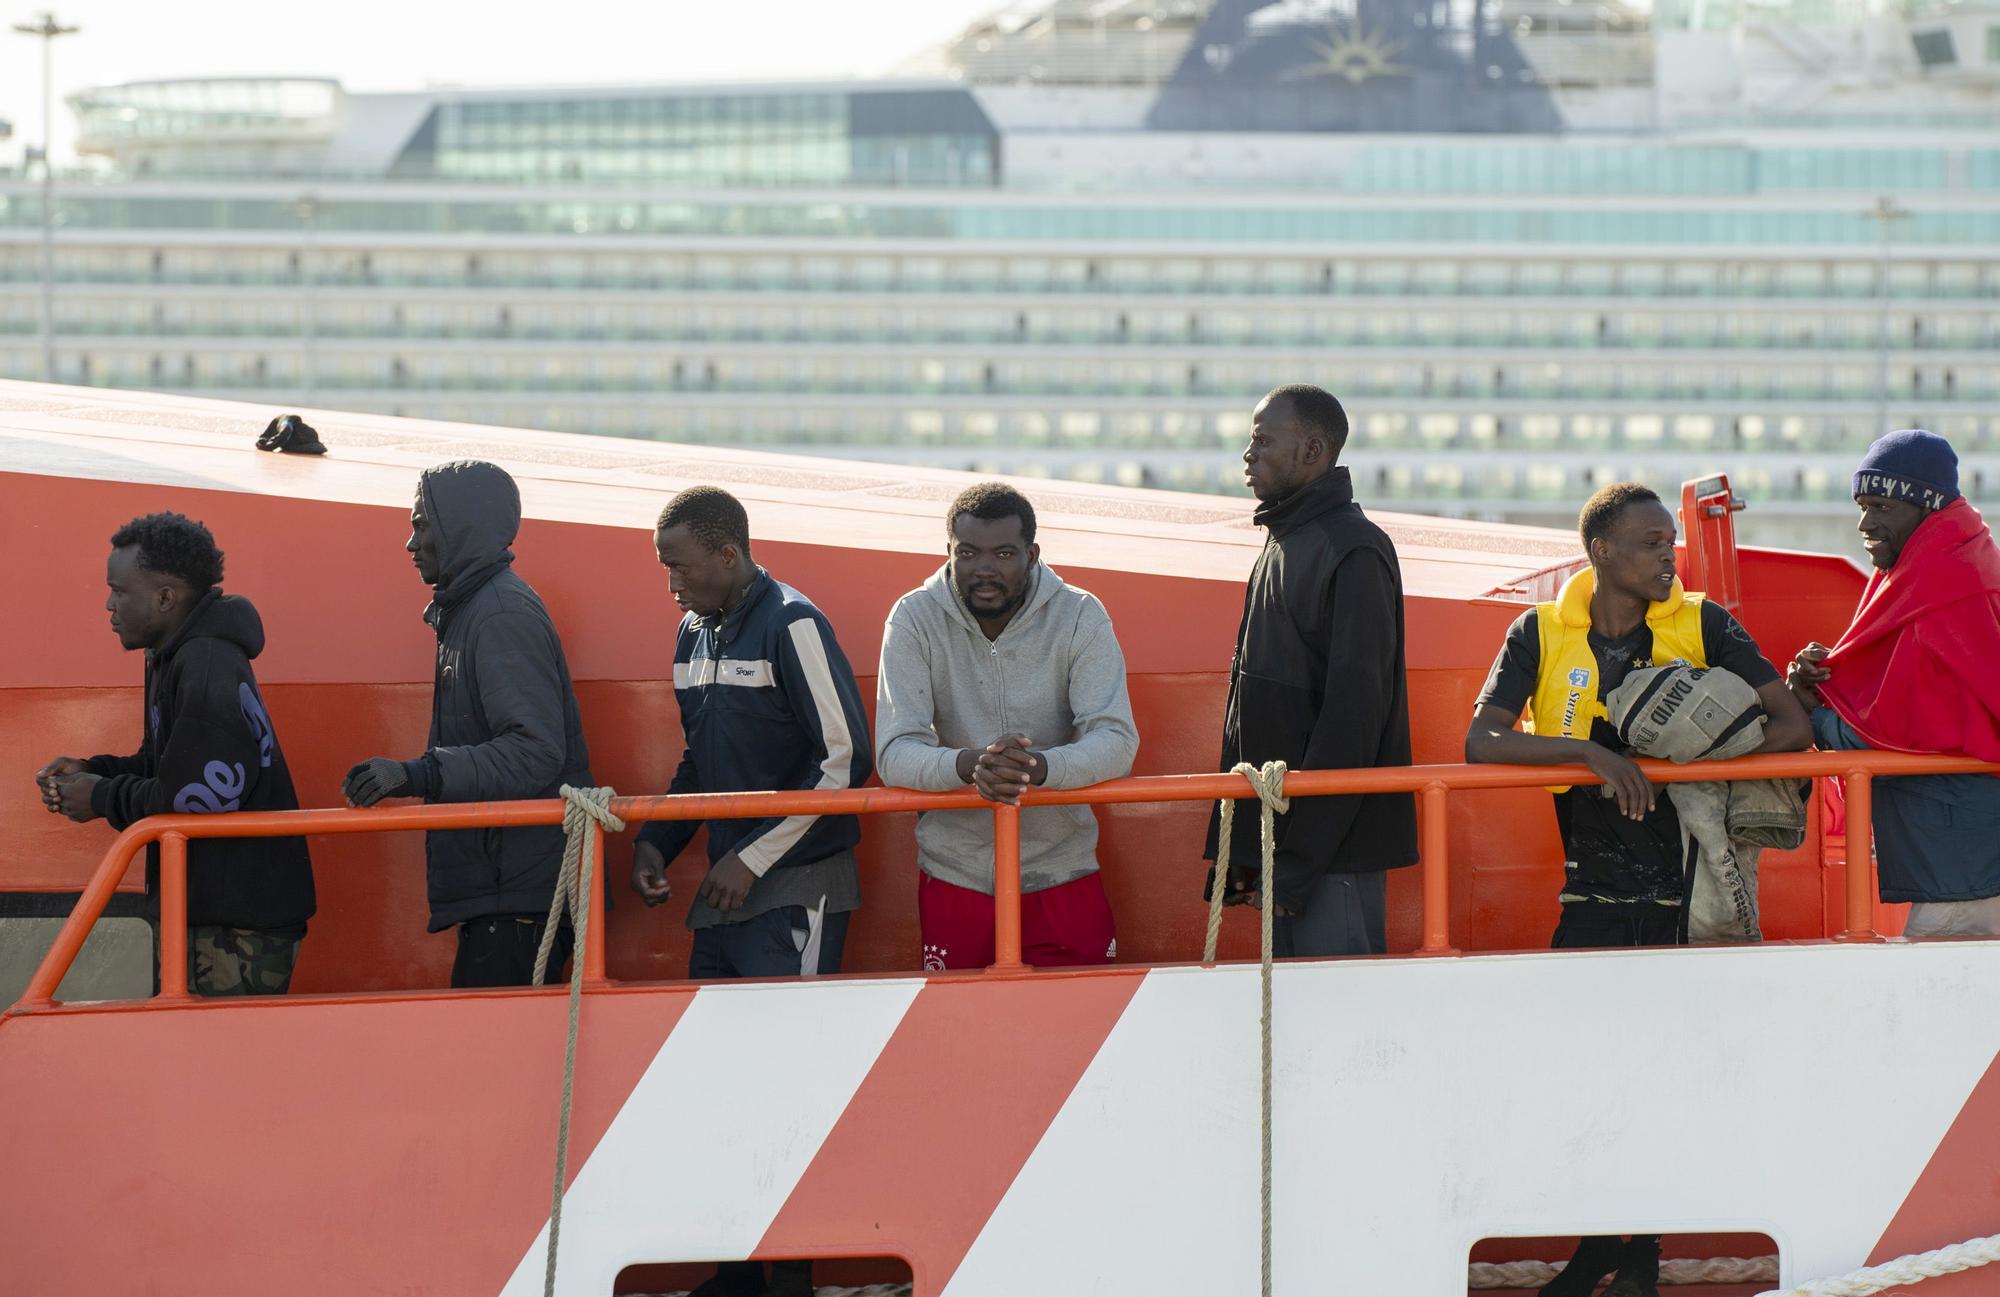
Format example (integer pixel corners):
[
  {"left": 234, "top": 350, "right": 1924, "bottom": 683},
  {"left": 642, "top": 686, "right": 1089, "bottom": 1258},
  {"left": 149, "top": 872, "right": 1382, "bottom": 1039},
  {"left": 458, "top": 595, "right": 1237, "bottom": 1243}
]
[
  {"left": 1465, "top": 482, "right": 1811, "bottom": 1297},
  {"left": 1467, "top": 482, "right": 1810, "bottom": 951}
]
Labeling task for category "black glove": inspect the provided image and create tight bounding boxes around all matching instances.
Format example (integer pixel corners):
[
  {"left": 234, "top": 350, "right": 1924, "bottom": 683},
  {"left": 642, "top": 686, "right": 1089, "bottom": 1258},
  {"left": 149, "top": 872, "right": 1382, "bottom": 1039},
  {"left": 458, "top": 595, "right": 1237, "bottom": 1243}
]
[{"left": 343, "top": 757, "right": 411, "bottom": 807}]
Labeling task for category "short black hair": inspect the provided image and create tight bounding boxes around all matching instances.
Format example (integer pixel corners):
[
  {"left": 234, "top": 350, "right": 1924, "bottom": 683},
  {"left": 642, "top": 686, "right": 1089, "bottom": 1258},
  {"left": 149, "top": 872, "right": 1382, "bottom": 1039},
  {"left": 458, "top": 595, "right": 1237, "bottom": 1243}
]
[
  {"left": 656, "top": 486, "right": 751, "bottom": 556},
  {"left": 1264, "top": 384, "right": 1349, "bottom": 456},
  {"left": 947, "top": 481, "right": 1037, "bottom": 545},
  {"left": 1578, "top": 482, "right": 1664, "bottom": 552},
  {"left": 109, "top": 512, "right": 224, "bottom": 591}
]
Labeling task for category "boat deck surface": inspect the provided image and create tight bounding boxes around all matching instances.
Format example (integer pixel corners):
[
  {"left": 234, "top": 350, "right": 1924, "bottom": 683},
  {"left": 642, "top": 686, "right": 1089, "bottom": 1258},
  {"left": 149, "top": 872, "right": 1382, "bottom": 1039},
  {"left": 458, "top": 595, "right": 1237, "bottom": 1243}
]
[{"left": 0, "top": 379, "right": 1583, "bottom": 601}]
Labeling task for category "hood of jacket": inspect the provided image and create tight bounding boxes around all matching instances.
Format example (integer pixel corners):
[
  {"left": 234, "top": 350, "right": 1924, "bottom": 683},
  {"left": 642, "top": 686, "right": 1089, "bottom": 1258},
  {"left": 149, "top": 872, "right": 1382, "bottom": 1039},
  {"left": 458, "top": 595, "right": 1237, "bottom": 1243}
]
[
  {"left": 151, "top": 587, "right": 265, "bottom": 665},
  {"left": 1252, "top": 465, "right": 1355, "bottom": 537},
  {"left": 419, "top": 460, "right": 520, "bottom": 628}
]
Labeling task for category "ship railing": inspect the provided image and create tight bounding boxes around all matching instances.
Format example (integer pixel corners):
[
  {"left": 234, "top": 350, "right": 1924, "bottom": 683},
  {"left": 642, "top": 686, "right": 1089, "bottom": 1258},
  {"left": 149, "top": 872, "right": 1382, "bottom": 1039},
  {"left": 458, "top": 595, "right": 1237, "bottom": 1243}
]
[{"left": 15, "top": 748, "right": 2000, "bottom": 1009}]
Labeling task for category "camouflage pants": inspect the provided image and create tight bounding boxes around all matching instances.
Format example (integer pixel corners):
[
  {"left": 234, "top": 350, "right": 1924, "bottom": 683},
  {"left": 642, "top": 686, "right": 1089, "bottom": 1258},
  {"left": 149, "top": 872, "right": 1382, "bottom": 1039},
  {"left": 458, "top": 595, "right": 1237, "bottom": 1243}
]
[{"left": 187, "top": 925, "right": 300, "bottom": 996}]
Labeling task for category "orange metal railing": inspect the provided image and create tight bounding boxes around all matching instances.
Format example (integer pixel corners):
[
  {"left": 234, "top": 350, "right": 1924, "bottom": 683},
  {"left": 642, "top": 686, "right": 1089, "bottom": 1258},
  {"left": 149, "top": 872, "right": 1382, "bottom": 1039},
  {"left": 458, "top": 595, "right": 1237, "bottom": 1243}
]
[{"left": 15, "top": 749, "right": 2000, "bottom": 1011}]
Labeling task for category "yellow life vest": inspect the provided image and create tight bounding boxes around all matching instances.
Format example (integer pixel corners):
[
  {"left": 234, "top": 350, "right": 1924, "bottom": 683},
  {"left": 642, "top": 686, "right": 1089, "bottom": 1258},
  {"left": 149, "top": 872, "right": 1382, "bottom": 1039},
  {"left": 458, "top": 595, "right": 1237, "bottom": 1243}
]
[{"left": 1525, "top": 567, "right": 1706, "bottom": 792}]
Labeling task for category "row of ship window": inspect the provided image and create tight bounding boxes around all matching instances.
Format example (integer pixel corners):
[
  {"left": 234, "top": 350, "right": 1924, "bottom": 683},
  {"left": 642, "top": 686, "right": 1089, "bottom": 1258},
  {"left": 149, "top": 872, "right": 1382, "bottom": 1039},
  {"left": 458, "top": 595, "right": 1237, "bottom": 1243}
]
[
  {"left": 426, "top": 140, "right": 997, "bottom": 188},
  {"left": 2, "top": 249, "right": 1995, "bottom": 299},
  {"left": 441, "top": 93, "right": 853, "bottom": 129},
  {"left": 15, "top": 351, "right": 1996, "bottom": 401},
  {"left": 3, "top": 309, "right": 1995, "bottom": 352},
  {"left": 903, "top": 457, "right": 1995, "bottom": 505},
  {"left": 1342, "top": 144, "right": 2000, "bottom": 195},
  {"left": 11, "top": 352, "right": 1996, "bottom": 453},
  {"left": 26, "top": 141, "right": 2000, "bottom": 196},
  {"left": 10, "top": 194, "right": 2000, "bottom": 246}
]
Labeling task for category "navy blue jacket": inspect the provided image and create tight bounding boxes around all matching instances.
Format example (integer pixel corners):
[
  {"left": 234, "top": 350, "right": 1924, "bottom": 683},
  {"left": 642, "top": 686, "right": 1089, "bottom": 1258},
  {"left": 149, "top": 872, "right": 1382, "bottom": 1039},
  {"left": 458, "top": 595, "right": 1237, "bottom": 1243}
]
[
  {"left": 1813, "top": 708, "right": 2000, "bottom": 903},
  {"left": 638, "top": 570, "right": 871, "bottom": 874}
]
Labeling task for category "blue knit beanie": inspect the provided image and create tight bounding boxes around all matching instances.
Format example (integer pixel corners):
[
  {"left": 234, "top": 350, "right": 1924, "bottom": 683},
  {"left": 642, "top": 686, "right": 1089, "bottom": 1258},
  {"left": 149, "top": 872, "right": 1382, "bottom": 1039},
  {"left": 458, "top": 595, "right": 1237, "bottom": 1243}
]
[{"left": 1853, "top": 429, "right": 1959, "bottom": 511}]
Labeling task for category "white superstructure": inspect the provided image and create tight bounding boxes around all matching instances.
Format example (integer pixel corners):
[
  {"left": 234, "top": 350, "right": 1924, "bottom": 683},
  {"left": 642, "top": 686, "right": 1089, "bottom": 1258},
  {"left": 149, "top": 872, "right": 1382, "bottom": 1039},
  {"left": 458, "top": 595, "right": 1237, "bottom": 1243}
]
[{"left": 4, "top": 0, "right": 1999, "bottom": 548}]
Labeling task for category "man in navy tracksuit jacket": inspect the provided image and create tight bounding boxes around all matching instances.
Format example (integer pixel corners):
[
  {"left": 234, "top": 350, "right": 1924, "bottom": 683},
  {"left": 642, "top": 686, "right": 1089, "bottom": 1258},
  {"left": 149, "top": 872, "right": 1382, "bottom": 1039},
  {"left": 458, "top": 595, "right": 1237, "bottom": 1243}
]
[{"left": 632, "top": 486, "right": 871, "bottom": 984}]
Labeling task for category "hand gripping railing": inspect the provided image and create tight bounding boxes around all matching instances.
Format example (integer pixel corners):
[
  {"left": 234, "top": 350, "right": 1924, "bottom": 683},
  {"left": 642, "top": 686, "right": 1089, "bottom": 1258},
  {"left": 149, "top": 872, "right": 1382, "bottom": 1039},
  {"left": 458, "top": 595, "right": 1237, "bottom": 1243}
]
[{"left": 15, "top": 749, "right": 2000, "bottom": 1009}]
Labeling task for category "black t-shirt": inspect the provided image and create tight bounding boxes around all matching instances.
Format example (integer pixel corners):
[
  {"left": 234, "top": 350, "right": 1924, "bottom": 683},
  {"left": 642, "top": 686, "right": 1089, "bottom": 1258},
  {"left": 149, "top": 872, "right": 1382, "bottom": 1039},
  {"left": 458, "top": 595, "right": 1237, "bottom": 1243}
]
[{"left": 1475, "top": 601, "right": 1780, "bottom": 904}]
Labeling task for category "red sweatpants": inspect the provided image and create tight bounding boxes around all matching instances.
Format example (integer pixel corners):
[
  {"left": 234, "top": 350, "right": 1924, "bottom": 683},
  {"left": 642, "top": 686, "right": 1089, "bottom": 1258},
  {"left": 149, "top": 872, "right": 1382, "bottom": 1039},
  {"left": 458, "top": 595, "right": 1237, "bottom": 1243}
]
[{"left": 918, "top": 870, "right": 1118, "bottom": 971}]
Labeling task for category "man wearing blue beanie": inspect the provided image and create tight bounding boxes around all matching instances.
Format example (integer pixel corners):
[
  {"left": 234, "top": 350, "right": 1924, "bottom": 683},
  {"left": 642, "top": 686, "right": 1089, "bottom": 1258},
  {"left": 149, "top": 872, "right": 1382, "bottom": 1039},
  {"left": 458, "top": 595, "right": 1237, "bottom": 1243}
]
[
  {"left": 1850, "top": 427, "right": 1962, "bottom": 531},
  {"left": 1789, "top": 429, "right": 2000, "bottom": 937}
]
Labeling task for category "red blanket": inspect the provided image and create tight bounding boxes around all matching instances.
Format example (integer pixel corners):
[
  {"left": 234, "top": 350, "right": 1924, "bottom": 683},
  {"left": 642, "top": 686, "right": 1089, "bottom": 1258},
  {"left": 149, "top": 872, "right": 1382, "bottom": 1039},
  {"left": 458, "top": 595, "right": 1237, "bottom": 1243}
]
[{"left": 1821, "top": 497, "right": 2000, "bottom": 760}]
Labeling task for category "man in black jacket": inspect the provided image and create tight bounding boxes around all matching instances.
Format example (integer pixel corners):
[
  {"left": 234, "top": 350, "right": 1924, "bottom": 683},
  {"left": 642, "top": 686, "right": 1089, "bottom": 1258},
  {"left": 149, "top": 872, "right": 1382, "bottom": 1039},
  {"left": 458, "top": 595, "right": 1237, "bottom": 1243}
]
[
  {"left": 1204, "top": 384, "right": 1418, "bottom": 956},
  {"left": 38, "top": 512, "right": 316, "bottom": 995},
  {"left": 343, "top": 460, "right": 594, "bottom": 988}
]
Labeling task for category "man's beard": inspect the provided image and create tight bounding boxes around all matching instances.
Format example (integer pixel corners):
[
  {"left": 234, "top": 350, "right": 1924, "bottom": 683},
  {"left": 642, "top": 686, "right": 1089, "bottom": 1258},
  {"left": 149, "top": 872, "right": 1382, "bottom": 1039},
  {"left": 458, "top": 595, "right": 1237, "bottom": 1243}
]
[{"left": 958, "top": 578, "right": 1029, "bottom": 623}]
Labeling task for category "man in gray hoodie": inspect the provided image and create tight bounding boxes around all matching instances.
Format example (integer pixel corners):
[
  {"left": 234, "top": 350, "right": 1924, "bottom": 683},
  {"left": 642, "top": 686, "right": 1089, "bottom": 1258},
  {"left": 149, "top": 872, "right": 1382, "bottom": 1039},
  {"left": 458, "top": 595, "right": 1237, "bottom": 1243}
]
[{"left": 875, "top": 482, "right": 1139, "bottom": 970}]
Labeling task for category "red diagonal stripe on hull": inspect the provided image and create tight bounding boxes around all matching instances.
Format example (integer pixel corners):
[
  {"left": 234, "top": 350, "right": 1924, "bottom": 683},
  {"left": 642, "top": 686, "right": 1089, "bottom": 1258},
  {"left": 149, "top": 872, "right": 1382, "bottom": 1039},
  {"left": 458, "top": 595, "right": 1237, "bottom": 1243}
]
[
  {"left": 1866, "top": 1045, "right": 2000, "bottom": 1295},
  {"left": 0, "top": 989, "right": 688, "bottom": 1296},
  {"left": 756, "top": 970, "right": 1144, "bottom": 1295}
]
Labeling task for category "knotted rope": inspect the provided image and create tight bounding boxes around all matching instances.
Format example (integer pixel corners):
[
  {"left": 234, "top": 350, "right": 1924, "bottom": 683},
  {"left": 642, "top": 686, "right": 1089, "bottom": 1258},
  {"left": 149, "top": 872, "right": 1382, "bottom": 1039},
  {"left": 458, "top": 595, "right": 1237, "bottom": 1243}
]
[
  {"left": 534, "top": 784, "right": 624, "bottom": 1297},
  {"left": 1753, "top": 1234, "right": 2000, "bottom": 1297},
  {"left": 1471, "top": 1256, "right": 1779, "bottom": 1288},
  {"left": 1202, "top": 760, "right": 1288, "bottom": 1297}
]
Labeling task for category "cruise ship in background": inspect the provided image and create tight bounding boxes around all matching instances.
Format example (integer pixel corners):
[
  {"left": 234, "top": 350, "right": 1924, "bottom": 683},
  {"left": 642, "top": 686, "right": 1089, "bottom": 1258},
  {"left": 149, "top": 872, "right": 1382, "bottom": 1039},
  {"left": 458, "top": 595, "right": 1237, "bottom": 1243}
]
[{"left": 3, "top": 0, "right": 1998, "bottom": 549}]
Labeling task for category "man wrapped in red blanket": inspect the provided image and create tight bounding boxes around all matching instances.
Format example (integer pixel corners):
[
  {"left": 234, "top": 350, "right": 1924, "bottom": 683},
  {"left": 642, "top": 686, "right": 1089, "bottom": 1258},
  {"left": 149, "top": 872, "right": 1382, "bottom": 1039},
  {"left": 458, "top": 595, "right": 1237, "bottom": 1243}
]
[{"left": 1789, "top": 429, "right": 2000, "bottom": 937}]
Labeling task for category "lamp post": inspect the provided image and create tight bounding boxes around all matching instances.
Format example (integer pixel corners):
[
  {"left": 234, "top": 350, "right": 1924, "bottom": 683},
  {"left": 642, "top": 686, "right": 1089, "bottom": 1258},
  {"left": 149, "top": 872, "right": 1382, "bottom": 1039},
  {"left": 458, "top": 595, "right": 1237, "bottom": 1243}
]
[
  {"left": 12, "top": 11, "right": 78, "bottom": 384},
  {"left": 1864, "top": 195, "right": 1913, "bottom": 437}
]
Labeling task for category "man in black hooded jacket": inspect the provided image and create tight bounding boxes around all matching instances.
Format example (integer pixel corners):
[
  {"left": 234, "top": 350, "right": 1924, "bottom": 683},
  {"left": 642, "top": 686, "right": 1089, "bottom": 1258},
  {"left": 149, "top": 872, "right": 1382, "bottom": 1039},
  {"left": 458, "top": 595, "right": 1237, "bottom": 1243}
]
[
  {"left": 1204, "top": 384, "right": 1417, "bottom": 956},
  {"left": 343, "top": 460, "right": 594, "bottom": 988},
  {"left": 38, "top": 512, "right": 316, "bottom": 995}
]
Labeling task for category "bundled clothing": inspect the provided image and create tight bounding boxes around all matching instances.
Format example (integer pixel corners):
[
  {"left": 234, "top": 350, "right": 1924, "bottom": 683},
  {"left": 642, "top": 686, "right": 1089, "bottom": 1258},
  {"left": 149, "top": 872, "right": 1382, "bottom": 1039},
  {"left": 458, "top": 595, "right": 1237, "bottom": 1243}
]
[
  {"left": 1477, "top": 567, "right": 1783, "bottom": 944},
  {"left": 1602, "top": 660, "right": 1767, "bottom": 765},
  {"left": 1204, "top": 467, "right": 1417, "bottom": 924},
  {"left": 405, "top": 461, "right": 594, "bottom": 934},
  {"left": 638, "top": 568, "right": 870, "bottom": 954},
  {"left": 1672, "top": 778, "right": 1806, "bottom": 941},
  {"left": 876, "top": 562, "right": 1138, "bottom": 895},
  {"left": 1606, "top": 664, "right": 1806, "bottom": 942},
  {"left": 87, "top": 589, "right": 315, "bottom": 936}
]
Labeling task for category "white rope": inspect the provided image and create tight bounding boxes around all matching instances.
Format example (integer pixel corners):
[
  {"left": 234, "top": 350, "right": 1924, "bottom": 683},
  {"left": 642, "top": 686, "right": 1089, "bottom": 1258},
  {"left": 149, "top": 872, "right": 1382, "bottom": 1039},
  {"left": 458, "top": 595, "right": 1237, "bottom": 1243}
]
[
  {"left": 1753, "top": 1234, "right": 2000, "bottom": 1297},
  {"left": 535, "top": 785, "right": 624, "bottom": 1297},
  {"left": 639, "top": 1243, "right": 1993, "bottom": 1295},
  {"left": 1471, "top": 1236, "right": 2000, "bottom": 1296},
  {"left": 1470, "top": 1256, "right": 1778, "bottom": 1288},
  {"left": 1203, "top": 760, "right": 1289, "bottom": 1297}
]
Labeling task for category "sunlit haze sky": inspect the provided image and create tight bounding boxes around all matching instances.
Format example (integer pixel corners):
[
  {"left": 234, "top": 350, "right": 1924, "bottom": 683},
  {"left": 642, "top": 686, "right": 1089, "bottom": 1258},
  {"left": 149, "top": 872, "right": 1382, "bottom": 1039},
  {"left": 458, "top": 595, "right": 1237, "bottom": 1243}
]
[{"left": 0, "top": 0, "right": 1003, "bottom": 165}]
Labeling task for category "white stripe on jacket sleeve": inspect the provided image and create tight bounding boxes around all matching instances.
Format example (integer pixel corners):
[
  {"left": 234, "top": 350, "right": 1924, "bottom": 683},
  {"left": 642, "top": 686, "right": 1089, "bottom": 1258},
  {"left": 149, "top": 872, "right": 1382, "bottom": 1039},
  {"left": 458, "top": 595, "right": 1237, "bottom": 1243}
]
[{"left": 734, "top": 617, "right": 855, "bottom": 876}]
